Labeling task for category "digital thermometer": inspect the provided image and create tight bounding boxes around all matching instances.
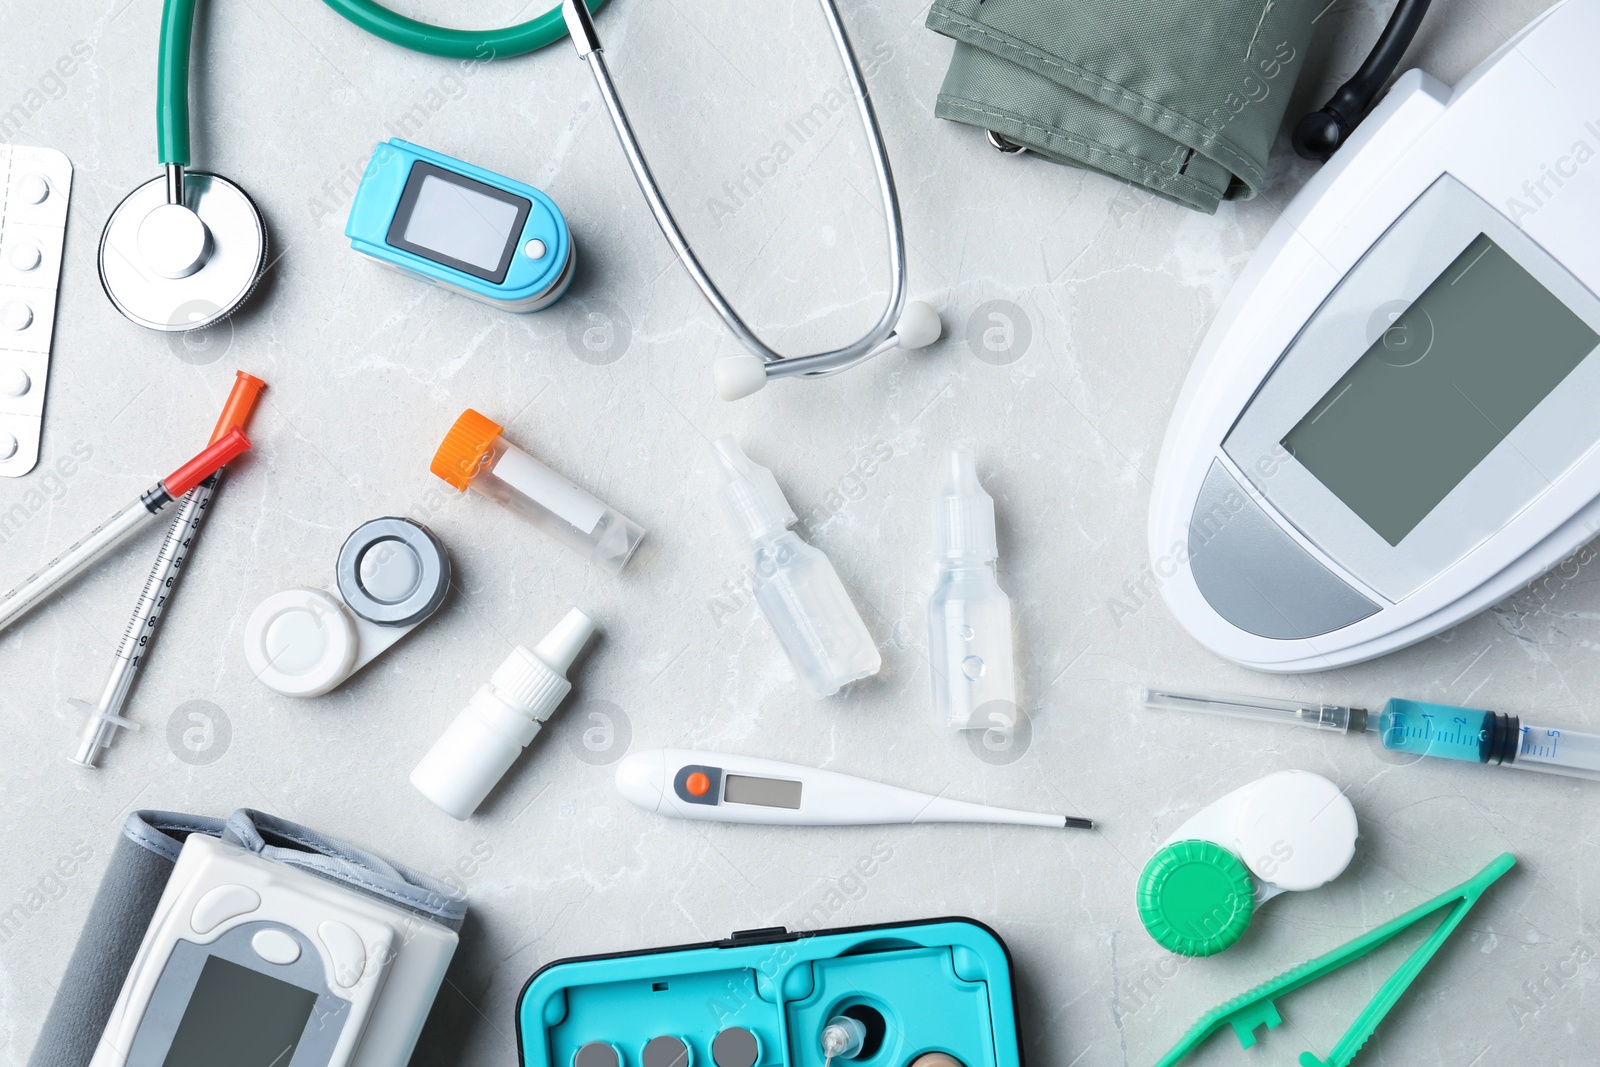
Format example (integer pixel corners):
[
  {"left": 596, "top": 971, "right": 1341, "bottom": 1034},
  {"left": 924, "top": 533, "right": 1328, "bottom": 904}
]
[
  {"left": 1151, "top": 0, "right": 1600, "bottom": 671},
  {"left": 616, "top": 749, "right": 1093, "bottom": 829},
  {"left": 345, "top": 139, "right": 573, "bottom": 312},
  {"left": 90, "top": 834, "right": 457, "bottom": 1067}
]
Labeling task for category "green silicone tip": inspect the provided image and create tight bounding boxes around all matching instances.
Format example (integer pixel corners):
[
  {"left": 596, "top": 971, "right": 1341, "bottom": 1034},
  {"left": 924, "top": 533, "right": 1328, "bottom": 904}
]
[{"left": 1137, "top": 839, "right": 1255, "bottom": 957}]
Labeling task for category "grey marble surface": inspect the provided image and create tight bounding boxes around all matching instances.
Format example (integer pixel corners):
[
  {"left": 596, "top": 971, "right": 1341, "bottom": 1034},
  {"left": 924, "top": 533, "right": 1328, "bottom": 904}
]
[{"left": 2, "top": 0, "right": 1597, "bottom": 1065}]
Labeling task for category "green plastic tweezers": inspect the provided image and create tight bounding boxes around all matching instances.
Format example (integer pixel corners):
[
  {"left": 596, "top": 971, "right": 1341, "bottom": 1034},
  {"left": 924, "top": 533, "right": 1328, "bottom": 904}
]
[{"left": 1153, "top": 852, "right": 1516, "bottom": 1067}]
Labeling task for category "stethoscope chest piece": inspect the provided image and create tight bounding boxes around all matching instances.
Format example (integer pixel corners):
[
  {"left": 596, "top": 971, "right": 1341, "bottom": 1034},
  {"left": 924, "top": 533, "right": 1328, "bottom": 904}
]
[{"left": 99, "top": 170, "right": 266, "bottom": 332}]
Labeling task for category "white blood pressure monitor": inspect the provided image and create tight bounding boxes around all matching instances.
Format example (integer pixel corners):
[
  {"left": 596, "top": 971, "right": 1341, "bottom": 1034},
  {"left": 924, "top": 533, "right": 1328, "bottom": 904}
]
[
  {"left": 1152, "top": 0, "right": 1600, "bottom": 671},
  {"left": 89, "top": 835, "right": 456, "bottom": 1067}
]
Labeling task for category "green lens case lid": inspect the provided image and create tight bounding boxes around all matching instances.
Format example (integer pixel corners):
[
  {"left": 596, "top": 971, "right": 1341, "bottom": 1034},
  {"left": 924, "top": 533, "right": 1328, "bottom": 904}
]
[{"left": 1137, "top": 839, "right": 1255, "bottom": 957}]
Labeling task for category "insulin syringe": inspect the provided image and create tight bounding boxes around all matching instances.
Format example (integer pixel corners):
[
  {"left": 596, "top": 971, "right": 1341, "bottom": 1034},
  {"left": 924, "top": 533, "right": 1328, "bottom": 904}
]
[
  {"left": 68, "top": 372, "right": 266, "bottom": 768},
  {"left": 1144, "top": 688, "right": 1600, "bottom": 782},
  {"left": 0, "top": 430, "right": 252, "bottom": 635}
]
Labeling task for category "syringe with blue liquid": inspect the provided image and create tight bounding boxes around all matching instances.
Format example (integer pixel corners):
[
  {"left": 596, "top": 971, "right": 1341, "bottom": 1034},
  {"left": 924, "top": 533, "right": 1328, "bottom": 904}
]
[{"left": 1143, "top": 688, "right": 1600, "bottom": 782}]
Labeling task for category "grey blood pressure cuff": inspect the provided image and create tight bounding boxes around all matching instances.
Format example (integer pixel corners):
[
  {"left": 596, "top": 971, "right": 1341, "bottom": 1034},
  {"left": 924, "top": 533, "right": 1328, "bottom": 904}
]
[
  {"left": 26, "top": 808, "right": 468, "bottom": 1067},
  {"left": 925, "top": 0, "right": 1323, "bottom": 212}
]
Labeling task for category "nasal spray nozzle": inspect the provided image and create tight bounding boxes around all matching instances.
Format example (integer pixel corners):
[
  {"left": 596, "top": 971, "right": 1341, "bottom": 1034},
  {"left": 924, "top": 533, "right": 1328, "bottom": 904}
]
[
  {"left": 820, "top": 1015, "right": 866, "bottom": 1066},
  {"left": 411, "top": 608, "right": 597, "bottom": 819}
]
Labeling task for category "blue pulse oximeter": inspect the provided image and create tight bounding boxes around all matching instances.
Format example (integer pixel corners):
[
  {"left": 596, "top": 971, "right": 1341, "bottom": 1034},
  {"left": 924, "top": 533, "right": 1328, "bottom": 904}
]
[{"left": 345, "top": 139, "right": 574, "bottom": 312}]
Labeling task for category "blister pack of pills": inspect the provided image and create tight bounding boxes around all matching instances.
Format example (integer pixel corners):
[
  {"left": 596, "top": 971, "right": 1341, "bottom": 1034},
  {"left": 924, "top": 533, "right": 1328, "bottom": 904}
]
[{"left": 0, "top": 144, "right": 71, "bottom": 477}]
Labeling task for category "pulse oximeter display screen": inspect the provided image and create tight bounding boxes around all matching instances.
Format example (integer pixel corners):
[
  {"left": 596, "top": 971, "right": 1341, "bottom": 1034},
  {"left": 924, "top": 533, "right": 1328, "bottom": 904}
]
[
  {"left": 160, "top": 955, "right": 317, "bottom": 1067},
  {"left": 1282, "top": 233, "right": 1598, "bottom": 546},
  {"left": 386, "top": 161, "right": 532, "bottom": 284}
]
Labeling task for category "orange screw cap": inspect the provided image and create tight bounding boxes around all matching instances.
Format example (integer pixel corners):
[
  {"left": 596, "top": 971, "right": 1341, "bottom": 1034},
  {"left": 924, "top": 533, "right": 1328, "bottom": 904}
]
[{"left": 431, "top": 408, "right": 504, "bottom": 491}]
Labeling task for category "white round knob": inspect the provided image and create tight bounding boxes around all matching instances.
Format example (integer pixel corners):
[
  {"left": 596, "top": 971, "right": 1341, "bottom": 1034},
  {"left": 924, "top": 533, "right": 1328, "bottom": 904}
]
[
  {"left": 138, "top": 203, "right": 211, "bottom": 280},
  {"left": 894, "top": 300, "right": 942, "bottom": 350},
  {"left": 9, "top": 242, "right": 41, "bottom": 272},
  {"left": 0, "top": 366, "right": 30, "bottom": 398},
  {"left": 16, "top": 174, "right": 48, "bottom": 204},
  {"left": 2, "top": 301, "right": 32, "bottom": 331},
  {"left": 523, "top": 238, "right": 547, "bottom": 260},
  {"left": 714, "top": 355, "right": 769, "bottom": 401}
]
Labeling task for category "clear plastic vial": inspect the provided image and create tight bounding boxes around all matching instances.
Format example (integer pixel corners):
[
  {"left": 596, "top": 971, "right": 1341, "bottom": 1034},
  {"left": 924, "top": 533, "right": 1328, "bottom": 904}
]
[
  {"left": 928, "top": 449, "right": 1016, "bottom": 730},
  {"left": 431, "top": 409, "right": 644, "bottom": 573},
  {"left": 712, "top": 436, "right": 880, "bottom": 698}
]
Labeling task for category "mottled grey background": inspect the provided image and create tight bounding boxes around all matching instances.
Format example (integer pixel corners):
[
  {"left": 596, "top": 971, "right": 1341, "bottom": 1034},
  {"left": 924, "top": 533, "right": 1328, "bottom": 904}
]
[{"left": 1, "top": 1, "right": 1594, "bottom": 1065}]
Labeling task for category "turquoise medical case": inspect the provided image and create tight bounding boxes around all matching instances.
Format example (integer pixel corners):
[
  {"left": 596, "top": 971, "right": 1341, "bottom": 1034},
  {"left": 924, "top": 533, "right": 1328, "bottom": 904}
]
[{"left": 516, "top": 917, "right": 1026, "bottom": 1067}]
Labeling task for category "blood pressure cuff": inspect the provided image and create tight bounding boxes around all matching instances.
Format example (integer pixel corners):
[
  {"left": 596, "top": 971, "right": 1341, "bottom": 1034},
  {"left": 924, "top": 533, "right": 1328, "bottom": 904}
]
[
  {"left": 26, "top": 808, "right": 468, "bottom": 1067},
  {"left": 925, "top": 0, "right": 1323, "bottom": 212}
]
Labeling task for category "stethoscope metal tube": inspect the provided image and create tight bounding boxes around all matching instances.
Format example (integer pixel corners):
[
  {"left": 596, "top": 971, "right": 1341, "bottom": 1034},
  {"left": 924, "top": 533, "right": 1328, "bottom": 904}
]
[{"left": 561, "top": 0, "right": 940, "bottom": 400}]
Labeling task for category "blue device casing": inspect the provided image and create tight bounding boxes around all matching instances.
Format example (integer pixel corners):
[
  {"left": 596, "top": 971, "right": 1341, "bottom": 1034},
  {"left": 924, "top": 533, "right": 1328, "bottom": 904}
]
[
  {"left": 516, "top": 917, "right": 1026, "bottom": 1067},
  {"left": 346, "top": 139, "right": 573, "bottom": 312}
]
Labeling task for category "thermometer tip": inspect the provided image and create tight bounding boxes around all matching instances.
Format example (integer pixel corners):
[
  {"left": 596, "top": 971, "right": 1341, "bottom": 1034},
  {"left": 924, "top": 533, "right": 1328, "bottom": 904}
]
[{"left": 1064, "top": 816, "right": 1095, "bottom": 830}]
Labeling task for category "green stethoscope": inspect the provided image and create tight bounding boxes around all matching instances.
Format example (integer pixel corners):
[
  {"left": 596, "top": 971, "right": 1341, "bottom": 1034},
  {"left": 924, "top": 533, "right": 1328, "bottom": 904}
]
[
  {"left": 98, "top": 0, "right": 606, "bottom": 333},
  {"left": 101, "top": 0, "right": 938, "bottom": 397}
]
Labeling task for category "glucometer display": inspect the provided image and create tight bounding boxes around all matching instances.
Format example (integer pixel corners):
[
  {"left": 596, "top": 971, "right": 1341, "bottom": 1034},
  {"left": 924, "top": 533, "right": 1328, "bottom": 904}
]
[
  {"left": 386, "top": 162, "right": 531, "bottom": 284},
  {"left": 160, "top": 955, "right": 317, "bottom": 1067},
  {"left": 1283, "top": 233, "right": 1598, "bottom": 545},
  {"left": 722, "top": 774, "right": 803, "bottom": 809}
]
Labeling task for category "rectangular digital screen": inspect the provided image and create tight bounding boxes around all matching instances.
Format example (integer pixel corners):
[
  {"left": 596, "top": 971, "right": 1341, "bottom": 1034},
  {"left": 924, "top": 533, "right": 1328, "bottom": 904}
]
[
  {"left": 723, "top": 775, "right": 803, "bottom": 809},
  {"left": 1282, "top": 233, "right": 1598, "bottom": 545},
  {"left": 162, "top": 956, "right": 317, "bottom": 1067},
  {"left": 386, "top": 161, "right": 531, "bottom": 284}
]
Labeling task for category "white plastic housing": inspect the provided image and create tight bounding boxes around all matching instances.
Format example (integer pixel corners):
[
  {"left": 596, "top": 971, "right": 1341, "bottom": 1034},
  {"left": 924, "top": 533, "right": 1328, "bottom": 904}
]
[
  {"left": 616, "top": 748, "right": 1069, "bottom": 827},
  {"left": 88, "top": 835, "right": 456, "bottom": 1067},
  {"left": 1149, "top": 0, "right": 1600, "bottom": 671},
  {"left": 1164, "top": 769, "right": 1358, "bottom": 904}
]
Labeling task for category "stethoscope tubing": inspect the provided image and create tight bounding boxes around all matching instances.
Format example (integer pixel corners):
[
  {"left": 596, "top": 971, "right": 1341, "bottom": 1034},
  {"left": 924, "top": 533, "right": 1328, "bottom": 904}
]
[{"left": 564, "top": 0, "right": 910, "bottom": 380}]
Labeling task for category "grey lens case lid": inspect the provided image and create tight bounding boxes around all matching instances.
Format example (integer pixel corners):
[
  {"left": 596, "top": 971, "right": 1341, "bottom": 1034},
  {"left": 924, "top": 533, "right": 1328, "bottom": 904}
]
[{"left": 336, "top": 517, "right": 450, "bottom": 627}]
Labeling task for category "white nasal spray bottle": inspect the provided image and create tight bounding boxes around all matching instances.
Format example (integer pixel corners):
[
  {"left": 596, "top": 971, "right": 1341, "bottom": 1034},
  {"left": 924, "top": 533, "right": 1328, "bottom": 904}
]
[{"left": 410, "top": 608, "right": 597, "bottom": 819}]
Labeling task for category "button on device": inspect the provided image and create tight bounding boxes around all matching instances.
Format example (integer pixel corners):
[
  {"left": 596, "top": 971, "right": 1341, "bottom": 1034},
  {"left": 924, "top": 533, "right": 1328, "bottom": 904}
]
[
  {"left": 712, "top": 1027, "right": 759, "bottom": 1067},
  {"left": 673, "top": 764, "right": 722, "bottom": 806},
  {"left": 252, "top": 928, "right": 302, "bottom": 965},
  {"left": 9, "top": 242, "right": 41, "bottom": 271},
  {"left": 524, "top": 238, "right": 547, "bottom": 260},
  {"left": 642, "top": 1036, "right": 691, "bottom": 1067},
  {"left": 318, "top": 920, "right": 367, "bottom": 988},
  {"left": 191, "top": 884, "right": 262, "bottom": 934},
  {"left": 3, "top": 301, "right": 32, "bottom": 331},
  {"left": 574, "top": 1043, "right": 621, "bottom": 1067}
]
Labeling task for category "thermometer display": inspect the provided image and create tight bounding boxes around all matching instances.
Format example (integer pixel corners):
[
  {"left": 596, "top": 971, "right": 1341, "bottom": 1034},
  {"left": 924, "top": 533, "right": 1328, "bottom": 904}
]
[{"left": 723, "top": 774, "right": 802, "bottom": 809}]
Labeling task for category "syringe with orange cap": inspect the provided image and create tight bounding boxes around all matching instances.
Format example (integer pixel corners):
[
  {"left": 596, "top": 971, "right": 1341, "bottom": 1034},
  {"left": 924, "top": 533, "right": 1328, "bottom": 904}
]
[{"left": 67, "top": 371, "right": 266, "bottom": 767}]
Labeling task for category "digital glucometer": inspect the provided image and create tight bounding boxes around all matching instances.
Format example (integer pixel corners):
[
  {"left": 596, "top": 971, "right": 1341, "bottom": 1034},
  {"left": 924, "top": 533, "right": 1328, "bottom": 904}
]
[
  {"left": 346, "top": 139, "right": 573, "bottom": 312},
  {"left": 1151, "top": 0, "right": 1600, "bottom": 672},
  {"left": 88, "top": 832, "right": 458, "bottom": 1067}
]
